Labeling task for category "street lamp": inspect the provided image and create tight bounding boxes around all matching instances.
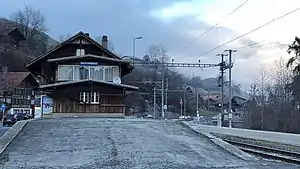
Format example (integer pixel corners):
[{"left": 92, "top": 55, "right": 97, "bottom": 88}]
[{"left": 132, "top": 36, "right": 143, "bottom": 61}]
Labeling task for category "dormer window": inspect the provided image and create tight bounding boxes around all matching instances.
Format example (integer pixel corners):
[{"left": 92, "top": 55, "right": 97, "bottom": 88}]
[{"left": 76, "top": 49, "right": 85, "bottom": 56}]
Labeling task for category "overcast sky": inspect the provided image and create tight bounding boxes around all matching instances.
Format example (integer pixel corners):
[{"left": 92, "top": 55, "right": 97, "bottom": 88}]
[{"left": 0, "top": 0, "right": 299, "bottom": 90}]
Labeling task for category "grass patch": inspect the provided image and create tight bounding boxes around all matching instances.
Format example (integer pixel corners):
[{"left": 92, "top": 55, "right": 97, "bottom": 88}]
[{"left": 199, "top": 109, "right": 218, "bottom": 116}]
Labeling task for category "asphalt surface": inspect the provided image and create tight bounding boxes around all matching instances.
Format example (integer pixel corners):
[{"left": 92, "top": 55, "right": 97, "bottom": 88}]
[
  {"left": 0, "top": 118, "right": 298, "bottom": 169},
  {"left": 0, "top": 126, "right": 9, "bottom": 137}
]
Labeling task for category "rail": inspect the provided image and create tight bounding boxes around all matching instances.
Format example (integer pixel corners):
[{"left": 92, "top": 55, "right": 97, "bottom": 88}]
[{"left": 223, "top": 139, "right": 300, "bottom": 165}]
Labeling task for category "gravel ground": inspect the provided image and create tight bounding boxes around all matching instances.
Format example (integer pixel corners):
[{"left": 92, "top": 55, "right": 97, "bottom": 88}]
[{"left": 0, "top": 118, "right": 298, "bottom": 169}]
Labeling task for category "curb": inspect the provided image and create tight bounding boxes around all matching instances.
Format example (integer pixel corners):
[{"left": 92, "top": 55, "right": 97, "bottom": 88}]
[
  {"left": 0, "top": 119, "right": 32, "bottom": 155},
  {"left": 180, "top": 121, "right": 257, "bottom": 161}
]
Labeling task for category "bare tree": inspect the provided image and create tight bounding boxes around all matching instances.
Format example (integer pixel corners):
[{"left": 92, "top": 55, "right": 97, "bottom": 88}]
[
  {"left": 10, "top": 6, "right": 48, "bottom": 55},
  {"left": 147, "top": 44, "right": 169, "bottom": 81},
  {"left": 248, "top": 83, "right": 259, "bottom": 101},
  {"left": 256, "top": 65, "right": 270, "bottom": 130},
  {"left": 245, "top": 58, "right": 297, "bottom": 132},
  {"left": 58, "top": 34, "right": 72, "bottom": 42},
  {"left": 147, "top": 44, "right": 169, "bottom": 63},
  {"left": 267, "top": 57, "right": 294, "bottom": 131}
]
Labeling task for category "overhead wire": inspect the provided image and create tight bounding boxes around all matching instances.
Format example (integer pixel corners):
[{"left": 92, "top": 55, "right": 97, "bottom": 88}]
[
  {"left": 183, "top": 0, "right": 249, "bottom": 49},
  {"left": 236, "top": 42, "right": 278, "bottom": 50},
  {"left": 185, "top": 7, "right": 300, "bottom": 63}
]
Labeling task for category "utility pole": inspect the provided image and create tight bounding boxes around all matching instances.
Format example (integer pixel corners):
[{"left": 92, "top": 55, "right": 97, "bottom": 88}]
[
  {"left": 225, "top": 49, "right": 236, "bottom": 128},
  {"left": 165, "top": 78, "right": 168, "bottom": 113},
  {"left": 207, "top": 90, "right": 210, "bottom": 111},
  {"left": 161, "top": 71, "right": 164, "bottom": 119},
  {"left": 180, "top": 98, "right": 183, "bottom": 116},
  {"left": 217, "top": 53, "right": 227, "bottom": 127},
  {"left": 154, "top": 87, "right": 156, "bottom": 119},
  {"left": 196, "top": 88, "right": 199, "bottom": 121},
  {"left": 183, "top": 86, "right": 186, "bottom": 116}
]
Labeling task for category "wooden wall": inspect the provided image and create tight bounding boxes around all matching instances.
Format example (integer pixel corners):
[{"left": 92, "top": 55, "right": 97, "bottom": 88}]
[{"left": 52, "top": 82, "right": 126, "bottom": 113}]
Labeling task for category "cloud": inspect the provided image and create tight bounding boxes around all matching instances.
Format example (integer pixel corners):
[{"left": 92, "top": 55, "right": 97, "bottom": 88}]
[{"left": 0, "top": 0, "right": 293, "bottom": 89}]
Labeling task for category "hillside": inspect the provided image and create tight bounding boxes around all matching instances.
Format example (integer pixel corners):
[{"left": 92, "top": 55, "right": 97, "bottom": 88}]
[
  {"left": 0, "top": 18, "right": 59, "bottom": 72},
  {"left": 0, "top": 18, "right": 59, "bottom": 49}
]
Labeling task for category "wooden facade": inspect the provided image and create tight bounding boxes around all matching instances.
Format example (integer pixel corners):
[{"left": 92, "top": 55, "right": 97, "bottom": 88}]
[
  {"left": 26, "top": 32, "right": 138, "bottom": 116},
  {"left": 49, "top": 82, "right": 125, "bottom": 113},
  {"left": 0, "top": 72, "right": 38, "bottom": 116}
]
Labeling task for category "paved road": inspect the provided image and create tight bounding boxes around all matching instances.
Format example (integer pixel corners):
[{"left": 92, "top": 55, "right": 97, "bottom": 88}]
[
  {"left": 0, "top": 118, "right": 298, "bottom": 169},
  {"left": 0, "top": 126, "right": 9, "bottom": 137}
]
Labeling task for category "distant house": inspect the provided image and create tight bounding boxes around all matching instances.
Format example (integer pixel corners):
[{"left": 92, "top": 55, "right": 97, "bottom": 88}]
[
  {"left": 25, "top": 31, "right": 138, "bottom": 117},
  {"left": 202, "top": 94, "right": 248, "bottom": 112},
  {"left": 0, "top": 27, "right": 26, "bottom": 51},
  {"left": 0, "top": 72, "right": 38, "bottom": 116}
]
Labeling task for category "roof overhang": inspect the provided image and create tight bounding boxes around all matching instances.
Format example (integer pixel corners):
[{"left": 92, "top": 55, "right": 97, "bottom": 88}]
[
  {"left": 39, "top": 80, "right": 139, "bottom": 91},
  {"left": 47, "top": 54, "right": 131, "bottom": 64}
]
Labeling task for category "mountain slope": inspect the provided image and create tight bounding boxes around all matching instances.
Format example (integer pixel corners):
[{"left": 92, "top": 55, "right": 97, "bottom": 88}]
[
  {"left": 0, "top": 18, "right": 59, "bottom": 49},
  {"left": 0, "top": 18, "right": 59, "bottom": 72}
]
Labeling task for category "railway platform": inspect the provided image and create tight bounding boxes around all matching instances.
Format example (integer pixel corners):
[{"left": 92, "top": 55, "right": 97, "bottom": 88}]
[{"left": 186, "top": 121, "right": 300, "bottom": 147}]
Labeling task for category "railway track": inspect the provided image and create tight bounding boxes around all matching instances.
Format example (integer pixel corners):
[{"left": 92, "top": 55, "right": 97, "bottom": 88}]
[{"left": 223, "top": 139, "right": 300, "bottom": 165}]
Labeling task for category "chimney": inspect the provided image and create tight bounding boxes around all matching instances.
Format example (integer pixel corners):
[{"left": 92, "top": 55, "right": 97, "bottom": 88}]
[
  {"left": 102, "top": 35, "right": 108, "bottom": 49},
  {"left": 85, "top": 33, "right": 90, "bottom": 37}
]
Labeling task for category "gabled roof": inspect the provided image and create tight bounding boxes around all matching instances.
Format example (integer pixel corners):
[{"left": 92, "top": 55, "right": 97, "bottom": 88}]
[
  {"left": 39, "top": 80, "right": 139, "bottom": 91},
  {"left": 25, "top": 31, "right": 121, "bottom": 68},
  {"left": 0, "top": 27, "right": 26, "bottom": 41},
  {"left": 0, "top": 72, "right": 33, "bottom": 92},
  {"left": 47, "top": 54, "right": 130, "bottom": 64},
  {"left": 185, "top": 86, "right": 208, "bottom": 96}
]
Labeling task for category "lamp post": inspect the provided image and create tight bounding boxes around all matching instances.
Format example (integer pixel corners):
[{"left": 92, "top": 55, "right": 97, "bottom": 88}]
[
  {"left": 196, "top": 88, "right": 200, "bottom": 121},
  {"left": 132, "top": 36, "right": 143, "bottom": 65}
]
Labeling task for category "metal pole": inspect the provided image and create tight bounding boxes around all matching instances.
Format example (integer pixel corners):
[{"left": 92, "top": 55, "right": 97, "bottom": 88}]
[
  {"left": 228, "top": 50, "right": 233, "bottom": 128},
  {"left": 161, "top": 72, "right": 164, "bottom": 119},
  {"left": 132, "top": 38, "right": 136, "bottom": 66},
  {"left": 180, "top": 98, "right": 183, "bottom": 116},
  {"left": 225, "top": 49, "right": 236, "bottom": 128},
  {"left": 41, "top": 95, "right": 44, "bottom": 119},
  {"left": 221, "top": 67, "right": 224, "bottom": 127},
  {"left": 184, "top": 87, "right": 186, "bottom": 116},
  {"left": 219, "top": 53, "right": 226, "bottom": 127},
  {"left": 154, "top": 87, "right": 156, "bottom": 119},
  {"left": 207, "top": 90, "right": 210, "bottom": 111},
  {"left": 166, "top": 78, "right": 168, "bottom": 112},
  {"left": 196, "top": 88, "right": 199, "bottom": 121},
  {"left": 132, "top": 36, "right": 142, "bottom": 66}
]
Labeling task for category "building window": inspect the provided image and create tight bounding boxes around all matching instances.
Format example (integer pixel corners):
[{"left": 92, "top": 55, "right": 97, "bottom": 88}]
[
  {"left": 76, "top": 49, "right": 85, "bottom": 56},
  {"left": 58, "top": 65, "right": 73, "bottom": 81},
  {"left": 105, "top": 67, "right": 113, "bottom": 81},
  {"left": 79, "top": 92, "right": 99, "bottom": 104},
  {"left": 90, "top": 67, "right": 104, "bottom": 81},
  {"left": 91, "top": 92, "right": 100, "bottom": 103},
  {"left": 104, "top": 66, "right": 119, "bottom": 82},
  {"left": 57, "top": 65, "right": 119, "bottom": 82},
  {"left": 18, "top": 99, "right": 23, "bottom": 105},
  {"left": 15, "top": 88, "right": 23, "bottom": 95},
  {"left": 80, "top": 92, "right": 89, "bottom": 103},
  {"left": 79, "top": 66, "right": 89, "bottom": 80},
  {"left": 81, "top": 49, "right": 85, "bottom": 55},
  {"left": 12, "top": 98, "right": 17, "bottom": 105}
]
